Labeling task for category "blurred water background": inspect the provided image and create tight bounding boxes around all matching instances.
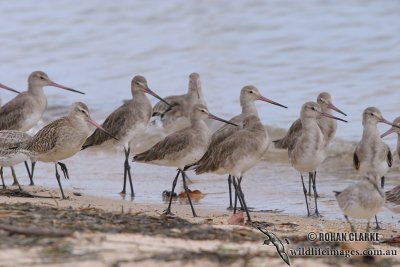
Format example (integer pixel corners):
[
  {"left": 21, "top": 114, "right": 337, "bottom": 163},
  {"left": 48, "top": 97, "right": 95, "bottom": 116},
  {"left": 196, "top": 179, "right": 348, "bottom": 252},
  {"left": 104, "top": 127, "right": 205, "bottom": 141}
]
[{"left": 0, "top": 0, "right": 399, "bottom": 224}]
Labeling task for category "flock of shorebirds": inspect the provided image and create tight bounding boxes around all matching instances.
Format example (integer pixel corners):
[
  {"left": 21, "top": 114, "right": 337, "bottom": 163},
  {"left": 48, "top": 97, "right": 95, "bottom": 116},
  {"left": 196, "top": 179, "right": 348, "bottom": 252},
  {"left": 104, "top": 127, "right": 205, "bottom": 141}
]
[{"left": 0, "top": 71, "right": 399, "bottom": 232}]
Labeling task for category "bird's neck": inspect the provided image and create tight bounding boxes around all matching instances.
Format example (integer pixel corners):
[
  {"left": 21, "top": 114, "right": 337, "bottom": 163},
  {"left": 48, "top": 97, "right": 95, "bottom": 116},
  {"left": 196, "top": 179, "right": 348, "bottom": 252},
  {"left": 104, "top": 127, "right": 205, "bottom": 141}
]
[
  {"left": 187, "top": 88, "right": 205, "bottom": 105},
  {"left": 191, "top": 118, "right": 208, "bottom": 129},
  {"left": 241, "top": 101, "right": 258, "bottom": 117},
  {"left": 362, "top": 123, "right": 380, "bottom": 139},
  {"left": 28, "top": 85, "right": 45, "bottom": 97},
  {"left": 132, "top": 91, "right": 148, "bottom": 102}
]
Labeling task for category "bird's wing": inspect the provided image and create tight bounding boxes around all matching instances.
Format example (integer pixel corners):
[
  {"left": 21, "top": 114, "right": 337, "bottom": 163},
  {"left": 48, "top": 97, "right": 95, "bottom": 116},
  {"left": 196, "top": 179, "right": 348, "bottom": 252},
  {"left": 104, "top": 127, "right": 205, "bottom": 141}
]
[
  {"left": 134, "top": 128, "right": 191, "bottom": 162},
  {"left": 24, "top": 118, "right": 68, "bottom": 154},
  {"left": 0, "top": 93, "right": 30, "bottom": 130},
  {"left": 195, "top": 127, "right": 255, "bottom": 174},
  {"left": 274, "top": 118, "right": 302, "bottom": 149},
  {"left": 194, "top": 115, "right": 242, "bottom": 172},
  {"left": 386, "top": 185, "right": 400, "bottom": 205},
  {"left": 83, "top": 103, "right": 132, "bottom": 148},
  {"left": 0, "top": 131, "right": 31, "bottom": 148},
  {"left": 353, "top": 148, "right": 360, "bottom": 170},
  {"left": 386, "top": 145, "right": 393, "bottom": 167}
]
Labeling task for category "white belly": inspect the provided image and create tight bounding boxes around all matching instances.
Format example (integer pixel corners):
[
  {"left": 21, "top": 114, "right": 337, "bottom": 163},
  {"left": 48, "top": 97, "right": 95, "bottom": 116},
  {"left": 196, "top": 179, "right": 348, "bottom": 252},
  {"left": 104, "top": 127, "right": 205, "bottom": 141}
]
[
  {"left": 358, "top": 160, "right": 389, "bottom": 178},
  {"left": 291, "top": 150, "right": 325, "bottom": 173}
]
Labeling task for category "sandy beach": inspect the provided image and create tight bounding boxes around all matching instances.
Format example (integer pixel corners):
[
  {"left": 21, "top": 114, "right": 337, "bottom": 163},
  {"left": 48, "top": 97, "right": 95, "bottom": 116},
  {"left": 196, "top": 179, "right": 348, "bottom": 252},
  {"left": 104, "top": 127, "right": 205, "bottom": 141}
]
[{"left": 0, "top": 186, "right": 398, "bottom": 267}]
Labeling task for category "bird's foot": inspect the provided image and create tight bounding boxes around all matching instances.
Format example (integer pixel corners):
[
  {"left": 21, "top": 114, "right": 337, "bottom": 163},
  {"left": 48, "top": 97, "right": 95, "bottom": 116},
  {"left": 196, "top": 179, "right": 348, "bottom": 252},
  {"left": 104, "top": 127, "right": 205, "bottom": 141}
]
[
  {"left": 373, "top": 225, "right": 383, "bottom": 231},
  {"left": 162, "top": 209, "right": 175, "bottom": 218},
  {"left": 312, "top": 211, "right": 323, "bottom": 218},
  {"left": 29, "top": 182, "right": 35, "bottom": 186}
]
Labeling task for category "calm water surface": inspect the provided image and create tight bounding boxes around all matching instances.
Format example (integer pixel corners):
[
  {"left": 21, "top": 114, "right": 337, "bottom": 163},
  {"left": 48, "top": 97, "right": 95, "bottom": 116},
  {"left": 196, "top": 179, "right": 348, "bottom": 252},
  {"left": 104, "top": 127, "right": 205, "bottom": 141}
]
[{"left": 0, "top": 1, "right": 399, "bottom": 225}]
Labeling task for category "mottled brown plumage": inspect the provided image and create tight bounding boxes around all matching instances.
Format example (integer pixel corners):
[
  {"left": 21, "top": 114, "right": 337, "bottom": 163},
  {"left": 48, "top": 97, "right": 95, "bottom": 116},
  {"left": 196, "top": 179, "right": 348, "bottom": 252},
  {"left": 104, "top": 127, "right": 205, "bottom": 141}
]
[
  {"left": 195, "top": 115, "right": 268, "bottom": 176},
  {"left": 83, "top": 76, "right": 155, "bottom": 149},
  {"left": 22, "top": 103, "right": 91, "bottom": 162},
  {"left": 385, "top": 185, "right": 400, "bottom": 213},
  {"left": 0, "top": 130, "right": 31, "bottom": 148}
]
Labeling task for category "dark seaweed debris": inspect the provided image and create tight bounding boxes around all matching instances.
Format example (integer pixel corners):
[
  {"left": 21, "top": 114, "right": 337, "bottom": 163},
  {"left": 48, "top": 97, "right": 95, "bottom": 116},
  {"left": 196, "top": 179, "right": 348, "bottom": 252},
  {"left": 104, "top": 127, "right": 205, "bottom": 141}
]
[{"left": 0, "top": 202, "right": 261, "bottom": 248}]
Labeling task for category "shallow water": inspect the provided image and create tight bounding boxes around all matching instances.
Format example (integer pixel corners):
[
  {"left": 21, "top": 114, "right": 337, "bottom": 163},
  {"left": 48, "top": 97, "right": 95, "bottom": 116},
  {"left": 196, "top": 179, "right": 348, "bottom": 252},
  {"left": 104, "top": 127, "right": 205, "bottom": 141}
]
[{"left": 1, "top": 1, "right": 400, "bottom": 225}]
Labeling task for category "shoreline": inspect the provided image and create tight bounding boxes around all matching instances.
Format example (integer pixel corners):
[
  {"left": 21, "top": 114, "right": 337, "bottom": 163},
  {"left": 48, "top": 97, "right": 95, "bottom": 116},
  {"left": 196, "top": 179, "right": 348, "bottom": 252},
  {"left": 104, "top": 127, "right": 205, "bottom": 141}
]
[{"left": 0, "top": 186, "right": 399, "bottom": 267}]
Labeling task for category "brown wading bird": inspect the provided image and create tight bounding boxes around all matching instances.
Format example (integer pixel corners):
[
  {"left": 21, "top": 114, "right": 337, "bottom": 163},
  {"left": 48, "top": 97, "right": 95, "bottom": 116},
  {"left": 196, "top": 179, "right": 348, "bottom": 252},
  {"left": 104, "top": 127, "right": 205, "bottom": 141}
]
[
  {"left": 8, "top": 102, "right": 116, "bottom": 199},
  {"left": 274, "top": 92, "right": 346, "bottom": 197},
  {"left": 199, "top": 85, "right": 287, "bottom": 210},
  {"left": 152, "top": 72, "right": 206, "bottom": 130},
  {"left": 334, "top": 175, "right": 385, "bottom": 232},
  {"left": 380, "top": 116, "right": 400, "bottom": 214},
  {"left": 288, "top": 102, "right": 347, "bottom": 217},
  {"left": 131, "top": 73, "right": 206, "bottom": 155},
  {"left": 195, "top": 114, "right": 270, "bottom": 223},
  {"left": 82, "top": 75, "right": 171, "bottom": 196},
  {"left": 134, "top": 104, "right": 236, "bottom": 217},
  {"left": 353, "top": 107, "right": 399, "bottom": 229},
  {"left": 0, "top": 71, "right": 84, "bottom": 186},
  {"left": 0, "top": 83, "right": 21, "bottom": 189},
  {"left": 0, "top": 130, "right": 31, "bottom": 190}
]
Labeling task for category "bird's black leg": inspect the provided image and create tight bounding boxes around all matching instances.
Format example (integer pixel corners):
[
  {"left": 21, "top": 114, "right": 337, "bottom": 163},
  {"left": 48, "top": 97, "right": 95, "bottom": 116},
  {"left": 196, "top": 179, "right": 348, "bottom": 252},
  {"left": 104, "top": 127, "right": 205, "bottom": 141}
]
[
  {"left": 125, "top": 147, "right": 134, "bottom": 196},
  {"left": 57, "top": 162, "right": 70, "bottom": 179},
  {"left": 10, "top": 167, "right": 22, "bottom": 191},
  {"left": 311, "top": 171, "right": 321, "bottom": 217},
  {"left": 11, "top": 167, "right": 18, "bottom": 186},
  {"left": 164, "top": 170, "right": 180, "bottom": 215},
  {"left": 55, "top": 163, "right": 67, "bottom": 199},
  {"left": 308, "top": 172, "right": 312, "bottom": 196},
  {"left": 232, "top": 177, "right": 244, "bottom": 214},
  {"left": 373, "top": 215, "right": 382, "bottom": 230},
  {"left": 301, "top": 174, "right": 311, "bottom": 216},
  {"left": 373, "top": 177, "right": 385, "bottom": 230},
  {"left": 121, "top": 147, "right": 129, "bottom": 195},
  {"left": 182, "top": 171, "right": 197, "bottom": 217},
  {"left": 0, "top": 167, "right": 5, "bottom": 189},
  {"left": 236, "top": 176, "right": 251, "bottom": 223},
  {"left": 345, "top": 215, "right": 355, "bottom": 232},
  {"left": 24, "top": 161, "right": 32, "bottom": 184},
  {"left": 29, "top": 161, "right": 36, "bottom": 186},
  {"left": 227, "top": 175, "right": 233, "bottom": 210},
  {"left": 313, "top": 171, "right": 319, "bottom": 197}
]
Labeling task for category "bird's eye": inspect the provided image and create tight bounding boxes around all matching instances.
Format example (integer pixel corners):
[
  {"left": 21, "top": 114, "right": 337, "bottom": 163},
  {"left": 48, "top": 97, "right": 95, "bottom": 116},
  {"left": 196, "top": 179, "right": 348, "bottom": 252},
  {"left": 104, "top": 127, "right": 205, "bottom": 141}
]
[
  {"left": 249, "top": 90, "right": 254, "bottom": 94},
  {"left": 81, "top": 110, "right": 85, "bottom": 113},
  {"left": 311, "top": 107, "right": 316, "bottom": 111},
  {"left": 370, "top": 113, "right": 374, "bottom": 116},
  {"left": 40, "top": 76, "right": 45, "bottom": 80},
  {"left": 201, "top": 109, "right": 205, "bottom": 113}
]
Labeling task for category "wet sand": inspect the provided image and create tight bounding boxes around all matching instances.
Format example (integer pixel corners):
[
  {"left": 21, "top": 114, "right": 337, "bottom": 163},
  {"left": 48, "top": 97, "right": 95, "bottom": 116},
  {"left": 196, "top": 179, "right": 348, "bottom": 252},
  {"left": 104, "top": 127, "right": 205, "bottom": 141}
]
[{"left": 0, "top": 186, "right": 399, "bottom": 267}]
